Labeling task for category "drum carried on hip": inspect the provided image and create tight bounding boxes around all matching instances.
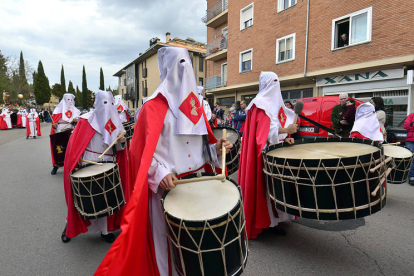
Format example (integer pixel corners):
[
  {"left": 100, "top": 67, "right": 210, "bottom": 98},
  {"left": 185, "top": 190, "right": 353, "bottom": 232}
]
[
  {"left": 50, "top": 129, "right": 72, "bottom": 167},
  {"left": 161, "top": 173, "right": 248, "bottom": 276},
  {"left": 70, "top": 162, "right": 125, "bottom": 219},
  {"left": 262, "top": 138, "right": 389, "bottom": 221},
  {"left": 213, "top": 127, "right": 241, "bottom": 175},
  {"left": 383, "top": 144, "right": 414, "bottom": 184},
  {"left": 122, "top": 121, "right": 134, "bottom": 140}
]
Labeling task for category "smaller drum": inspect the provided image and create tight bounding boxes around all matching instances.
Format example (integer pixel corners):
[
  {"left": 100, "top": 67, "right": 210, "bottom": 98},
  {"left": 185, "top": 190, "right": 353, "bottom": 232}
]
[
  {"left": 70, "top": 162, "right": 125, "bottom": 219},
  {"left": 50, "top": 129, "right": 72, "bottom": 167},
  {"left": 123, "top": 121, "right": 134, "bottom": 140},
  {"left": 162, "top": 173, "right": 248, "bottom": 276},
  {"left": 213, "top": 127, "right": 241, "bottom": 175},
  {"left": 383, "top": 145, "right": 414, "bottom": 184}
]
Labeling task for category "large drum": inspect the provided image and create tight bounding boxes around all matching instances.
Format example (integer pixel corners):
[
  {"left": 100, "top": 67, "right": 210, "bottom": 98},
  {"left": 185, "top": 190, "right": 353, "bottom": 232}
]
[
  {"left": 70, "top": 162, "right": 125, "bottom": 219},
  {"left": 122, "top": 121, "right": 134, "bottom": 140},
  {"left": 213, "top": 127, "right": 241, "bottom": 175},
  {"left": 262, "top": 138, "right": 387, "bottom": 221},
  {"left": 50, "top": 129, "right": 72, "bottom": 167},
  {"left": 383, "top": 144, "right": 414, "bottom": 184},
  {"left": 161, "top": 173, "right": 248, "bottom": 276}
]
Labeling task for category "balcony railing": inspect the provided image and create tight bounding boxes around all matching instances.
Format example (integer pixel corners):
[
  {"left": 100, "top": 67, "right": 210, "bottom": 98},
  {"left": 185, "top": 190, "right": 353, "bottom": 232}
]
[
  {"left": 206, "top": 73, "right": 227, "bottom": 90},
  {"left": 206, "top": 35, "right": 227, "bottom": 57},
  {"left": 201, "top": 0, "right": 228, "bottom": 23}
]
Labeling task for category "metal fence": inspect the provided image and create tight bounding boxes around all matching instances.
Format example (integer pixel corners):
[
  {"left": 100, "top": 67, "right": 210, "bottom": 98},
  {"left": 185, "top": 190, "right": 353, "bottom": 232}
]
[
  {"left": 206, "top": 35, "right": 227, "bottom": 56},
  {"left": 201, "top": 0, "right": 228, "bottom": 23},
  {"left": 205, "top": 73, "right": 227, "bottom": 90}
]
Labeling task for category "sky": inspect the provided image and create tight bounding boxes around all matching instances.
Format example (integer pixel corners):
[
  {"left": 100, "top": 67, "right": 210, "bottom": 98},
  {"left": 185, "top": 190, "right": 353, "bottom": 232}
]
[{"left": 0, "top": 0, "right": 207, "bottom": 92}]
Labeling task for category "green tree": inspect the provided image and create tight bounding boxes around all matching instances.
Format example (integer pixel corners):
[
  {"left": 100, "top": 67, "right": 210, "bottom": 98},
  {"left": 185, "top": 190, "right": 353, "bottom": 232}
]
[
  {"left": 19, "top": 51, "right": 27, "bottom": 84},
  {"left": 82, "top": 65, "right": 88, "bottom": 108},
  {"left": 33, "top": 60, "right": 51, "bottom": 105},
  {"left": 87, "top": 89, "right": 94, "bottom": 107},
  {"left": 99, "top": 67, "right": 104, "bottom": 90},
  {"left": 0, "top": 51, "right": 11, "bottom": 103},
  {"left": 68, "top": 80, "right": 75, "bottom": 95},
  {"left": 51, "top": 83, "right": 62, "bottom": 99},
  {"left": 60, "top": 65, "right": 66, "bottom": 96},
  {"left": 75, "top": 85, "right": 82, "bottom": 107}
]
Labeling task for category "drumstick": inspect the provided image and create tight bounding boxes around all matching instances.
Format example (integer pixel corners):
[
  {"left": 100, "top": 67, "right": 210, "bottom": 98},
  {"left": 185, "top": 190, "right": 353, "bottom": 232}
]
[
  {"left": 60, "top": 120, "right": 74, "bottom": 132},
  {"left": 369, "top": 156, "right": 393, "bottom": 173},
  {"left": 80, "top": 159, "right": 103, "bottom": 166},
  {"left": 173, "top": 174, "right": 226, "bottom": 185},
  {"left": 47, "top": 111, "right": 55, "bottom": 125},
  {"left": 98, "top": 130, "right": 126, "bottom": 159},
  {"left": 383, "top": 142, "right": 401, "bottom": 146},
  {"left": 221, "top": 129, "right": 226, "bottom": 182},
  {"left": 371, "top": 167, "right": 392, "bottom": 197}
]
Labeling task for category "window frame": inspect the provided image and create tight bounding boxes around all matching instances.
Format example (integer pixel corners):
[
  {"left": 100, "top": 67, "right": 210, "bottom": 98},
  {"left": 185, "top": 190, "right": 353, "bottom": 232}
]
[
  {"left": 240, "top": 3, "right": 254, "bottom": 30},
  {"left": 221, "top": 62, "right": 227, "bottom": 86},
  {"left": 277, "top": 0, "right": 297, "bottom": 13},
  {"left": 276, "top": 33, "right": 296, "bottom": 64},
  {"left": 239, "top": 49, "right": 253, "bottom": 73},
  {"left": 199, "top": 56, "right": 204, "bottom": 72},
  {"left": 331, "top": 7, "right": 372, "bottom": 50}
]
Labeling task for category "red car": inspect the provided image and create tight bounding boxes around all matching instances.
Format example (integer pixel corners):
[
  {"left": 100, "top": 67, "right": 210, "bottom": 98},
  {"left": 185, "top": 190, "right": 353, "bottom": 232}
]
[{"left": 295, "top": 96, "right": 365, "bottom": 138}]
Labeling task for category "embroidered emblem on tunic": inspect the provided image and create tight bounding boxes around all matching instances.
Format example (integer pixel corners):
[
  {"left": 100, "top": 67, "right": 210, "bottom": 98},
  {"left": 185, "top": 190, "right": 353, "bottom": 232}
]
[
  {"left": 179, "top": 92, "right": 202, "bottom": 125},
  {"left": 104, "top": 119, "right": 116, "bottom": 135},
  {"left": 278, "top": 107, "right": 287, "bottom": 128},
  {"left": 65, "top": 110, "right": 72, "bottom": 119},
  {"left": 117, "top": 105, "right": 124, "bottom": 111}
]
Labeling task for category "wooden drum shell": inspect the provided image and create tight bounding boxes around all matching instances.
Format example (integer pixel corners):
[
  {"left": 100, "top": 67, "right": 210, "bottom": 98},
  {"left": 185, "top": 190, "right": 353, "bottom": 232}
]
[{"left": 262, "top": 138, "right": 387, "bottom": 221}]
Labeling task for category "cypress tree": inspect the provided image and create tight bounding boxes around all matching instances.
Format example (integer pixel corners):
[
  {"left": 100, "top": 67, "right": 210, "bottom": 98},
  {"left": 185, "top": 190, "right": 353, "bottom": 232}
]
[
  {"left": 60, "top": 65, "right": 66, "bottom": 96},
  {"left": 0, "top": 50, "right": 11, "bottom": 98},
  {"left": 99, "top": 68, "right": 104, "bottom": 90},
  {"left": 82, "top": 65, "right": 88, "bottom": 108},
  {"left": 33, "top": 60, "right": 51, "bottom": 105},
  {"left": 75, "top": 85, "right": 82, "bottom": 107},
  {"left": 19, "top": 51, "right": 27, "bottom": 84}
]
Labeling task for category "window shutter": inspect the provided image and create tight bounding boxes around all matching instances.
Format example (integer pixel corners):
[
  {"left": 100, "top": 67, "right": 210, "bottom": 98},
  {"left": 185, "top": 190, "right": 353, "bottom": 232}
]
[
  {"left": 242, "top": 51, "right": 252, "bottom": 62},
  {"left": 242, "top": 6, "right": 252, "bottom": 22}
]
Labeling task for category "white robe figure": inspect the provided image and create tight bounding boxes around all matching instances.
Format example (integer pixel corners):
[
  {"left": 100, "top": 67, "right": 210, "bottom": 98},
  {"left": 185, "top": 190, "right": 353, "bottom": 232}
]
[
  {"left": 20, "top": 109, "right": 27, "bottom": 127},
  {"left": 53, "top": 93, "right": 81, "bottom": 132},
  {"left": 197, "top": 86, "right": 212, "bottom": 120},
  {"left": 27, "top": 109, "right": 40, "bottom": 137},
  {"left": 2, "top": 109, "right": 12, "bottom": 129}
]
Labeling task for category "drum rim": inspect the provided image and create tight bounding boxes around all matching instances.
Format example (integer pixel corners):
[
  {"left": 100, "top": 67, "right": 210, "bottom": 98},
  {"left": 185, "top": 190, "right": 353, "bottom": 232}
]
[
  {"left": 161, "top": 172, "right": 242, "bottom": 226},
  {"left": 49, "top": 128, "right": 73, "bottom": 137},
  {"left": 383, "top": 145, "right": 414, "bottom": 159},
  {"left": 70, "top": 161, "right": 118, "bottom": 178}
]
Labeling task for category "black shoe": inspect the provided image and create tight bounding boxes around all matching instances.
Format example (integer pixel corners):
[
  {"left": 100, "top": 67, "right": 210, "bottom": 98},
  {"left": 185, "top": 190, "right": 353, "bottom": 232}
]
[
  {"left": 273, "top": 225, "right": 287, "bottom": 236},
  {"left": 61, "top": 225, "right": 71, "bottom": 243},
  {"left": 101, "top": 233, "right": 115, "bottom": 243},
  {"left": 51, "top": 166, "right": 59, "bottom": 175},
  {"left": 409, "top": 178, "right": 414, "bottom": 186}
]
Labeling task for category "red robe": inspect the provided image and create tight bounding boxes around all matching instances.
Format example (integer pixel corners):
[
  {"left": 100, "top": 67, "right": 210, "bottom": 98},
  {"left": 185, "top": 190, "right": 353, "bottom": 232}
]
[
  {"left": 16, "top": 114, "right": 23, "bottom": 127},
  {"left": 238, "top": 105, "right": 273, "bottom": 239},
  {"left": 0, "top": 115, "right": 5, "bottom": 129},
  {"left": 63, "top": 118, "right": 130, "bottom": 239},
  {"left": 26, "top": 116, "right": 41, "bottom": 137},
  {"left": 95, "top": 94, "right": 218, "bottom": 276}
]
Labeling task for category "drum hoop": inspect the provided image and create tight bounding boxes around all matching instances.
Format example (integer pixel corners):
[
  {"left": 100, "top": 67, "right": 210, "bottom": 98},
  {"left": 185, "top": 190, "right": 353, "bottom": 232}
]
[{"left": 70, "top": 162, "right": 118, "bottom": 178}]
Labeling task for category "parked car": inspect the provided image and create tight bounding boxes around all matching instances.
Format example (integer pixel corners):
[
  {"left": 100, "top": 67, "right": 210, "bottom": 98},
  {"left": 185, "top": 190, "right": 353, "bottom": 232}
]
[
  {"left": 294, "top": 96, "right": 364, "bottom": 139},
  {"left": 386, "top": 116, "right": 408, "bottom": 145}
]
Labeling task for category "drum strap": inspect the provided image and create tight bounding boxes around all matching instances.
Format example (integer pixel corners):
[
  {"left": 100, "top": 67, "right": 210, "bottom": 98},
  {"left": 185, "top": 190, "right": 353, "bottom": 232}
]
[
  {"left": 203, "top": 135, "right": 213, "bottom": 162},
  {"left": 85, "top": 149, "right": 114, "bottom": 157},
  {"left": 176, "top": 165, "right": 204, "bottom": 179}
]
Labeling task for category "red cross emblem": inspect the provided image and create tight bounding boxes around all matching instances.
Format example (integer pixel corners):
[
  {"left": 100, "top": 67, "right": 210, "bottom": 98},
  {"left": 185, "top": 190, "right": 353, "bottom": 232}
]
[
  {"left": 65, "top": 110, "right": 72, "bottom": 118},
  {"left": 179, "top": 92, "right": 202, "bottom": 125},
  {"left": 278, "top": 107, "right": 287, "bottom": 128},
  {"left": 104, "top": 119, "right": 117, "bottom": 135},
  {"left": 117, "top": 105, "right": 124, "bottom": 111}
]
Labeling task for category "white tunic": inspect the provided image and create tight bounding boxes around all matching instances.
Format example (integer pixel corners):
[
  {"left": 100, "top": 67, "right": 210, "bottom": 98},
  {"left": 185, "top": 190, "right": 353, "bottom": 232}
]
[
  {"left": 203, "top": 100, "right": 212, "bottom": 120},
  {"left": 81, "top": 132, "right": 124, "bottom": 234},
  {"left": 21, "top": 112, "right": 27, "bottom": 127},
  {"left": 3, "top": 112, "right": 12, "bottom": 129},
  {"left": 148, "top": 108, "right": 220, "bottom": 276},
  {"left": 55, "top": 118, "right": 75, "bottom": 133},
  {"left": 27, "top": 114, "right": 39, "bottom": 137}
]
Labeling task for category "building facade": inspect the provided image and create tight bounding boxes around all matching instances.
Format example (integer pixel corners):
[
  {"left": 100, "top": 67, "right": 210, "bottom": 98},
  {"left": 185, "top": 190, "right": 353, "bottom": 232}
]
[
  {"left": 114, "top": 33, "right": 207, "bottom": 110},
  {"left": 203, "top": 0, "right": 414, "bottom": 126}
]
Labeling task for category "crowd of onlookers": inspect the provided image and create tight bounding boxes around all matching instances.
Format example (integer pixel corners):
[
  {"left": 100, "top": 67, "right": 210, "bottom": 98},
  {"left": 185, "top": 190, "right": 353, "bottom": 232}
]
[{"left": 210, "top": 101, "right": 247, "bottom": 137}]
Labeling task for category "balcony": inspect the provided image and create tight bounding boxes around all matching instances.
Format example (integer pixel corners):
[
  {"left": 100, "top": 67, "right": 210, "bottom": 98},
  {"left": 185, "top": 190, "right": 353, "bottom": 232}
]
[
  {"left": 205, "top": 35, "right": 227, "bottom": 61},
  {"left": 205, "top": 73, "right": 227, "bottom": 90},
  {"left": 201, "top": 0, "right": 228, "bottom": 28}
]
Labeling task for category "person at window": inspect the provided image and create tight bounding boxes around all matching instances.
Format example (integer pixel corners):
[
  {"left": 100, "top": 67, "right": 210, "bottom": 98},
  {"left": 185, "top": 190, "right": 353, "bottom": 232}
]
[
  {"left": 331, "top": 93, "right": 352, "bottom": 137},
  {"left": 370, "top": 97, "right": 387, "bottom": 142},
  {"left": 338, "top": 33, "right": 348, "bottom": 48},
  {"left": 234, "top": 100, "right": 247, "bottom": 137},
  {"left": 220, "top": 34, "right": 227, "bottom": 50},
  {"left": 403, "top": 112, "right": 414, "bottom": 185}
]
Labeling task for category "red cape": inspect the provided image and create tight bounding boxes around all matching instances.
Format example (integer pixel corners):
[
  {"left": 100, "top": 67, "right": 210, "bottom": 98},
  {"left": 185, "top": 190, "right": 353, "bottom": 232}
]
[
  {"left": 16, "top": 114, "right": 23, "bottom": 127},
  {"left": 26, "top": 116, "right": 41, "bottom": 137},
  {"left": 238, "top": 105, "right": 272, "bottom": 239},
  {"left": 63, "top": 118, "right": 130, "bottom": 239},
  {"left": 95, "top": 94, "right": 218, "bottom": 276},
  {"left": 0, "top": 115, "right": 5, "bottom": 129},
  {"left": 50, "top": 114, "right": 63, "bottom": 167}
]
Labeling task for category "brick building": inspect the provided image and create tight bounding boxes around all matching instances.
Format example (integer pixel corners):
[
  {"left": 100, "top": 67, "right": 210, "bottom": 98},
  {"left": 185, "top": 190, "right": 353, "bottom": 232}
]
[
  {"left": 203, "top": 0, "right": 414, "bottom": 126},
  {"left": 114, "top": 33, "right": 206, "bottom": 110}
]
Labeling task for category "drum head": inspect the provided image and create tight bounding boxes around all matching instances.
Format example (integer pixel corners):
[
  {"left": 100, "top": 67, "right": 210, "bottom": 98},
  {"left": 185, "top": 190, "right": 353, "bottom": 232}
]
[
  {"left": 213, "top": 127, "right": 239, "bottom": 145},
  {"left": 267, "top": 142, "right": 379, "bottom": 159},
  {"left": 164, "top": 178, "right": 240, "bottom": 221},
  {"left": 383, "top": 145, "right": 413, "bottom": 158},
  {"left": 71, "top": 163, "right": 116, "bottom": 177}
]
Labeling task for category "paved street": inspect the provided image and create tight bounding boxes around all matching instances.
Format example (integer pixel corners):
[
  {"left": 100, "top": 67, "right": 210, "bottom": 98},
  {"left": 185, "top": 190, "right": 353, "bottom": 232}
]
[{"left": 1, "top": 125, "right": 414, "bottom": 276}]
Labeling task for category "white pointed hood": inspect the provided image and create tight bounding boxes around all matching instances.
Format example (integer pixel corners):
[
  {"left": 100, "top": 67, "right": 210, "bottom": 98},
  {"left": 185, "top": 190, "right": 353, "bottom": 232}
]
[
  {"left": 114, "top": 95, "right": 128, "bottom": 113},
  {"left": 351, "top": 102, "right": 384, "bottom": 142},
  {"left": 85, "top": 90, "right": 125, "bottom": 145},
  {"left": 247, "top": 72, "right": 295, "bottom": 140},
  {"left": 53, "top": 93, "right": 80, "bottom": 122},
  {"left": 145, "top": 47, "right": 207, "bottom": 135}
]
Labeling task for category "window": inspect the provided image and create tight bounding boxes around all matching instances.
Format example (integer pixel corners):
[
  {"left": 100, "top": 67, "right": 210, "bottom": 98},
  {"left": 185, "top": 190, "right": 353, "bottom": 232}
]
[
  {"left": 242, "top": 94, "right": 256, "bottom": 105},
  {"left": 218, "top": 97, "right": 235, "bottom": 107},
  {"left": 199, "top": 77, "right": 203, "bottom": 86},
  {"left": 240, "top": 49, "right": 252, "bottom": 73},
  {"left": 221, "top": 63, "right": 227, "bottom": 86},
  {"left": 123, "top": 78, "right": 126, "bottom": 86},
  {"left": 199, "top": 56, "right": 204, "bottom": 72},
  {"left": 240, "top": 3, "right": 254, "bottom": 30},
  {"left": 276, "top": 33, "right": 295, "bottom": 63},
  {"left": 278, "top": 0, "right": 296, "bottom": 12},
  {"left": 332, "top": 7, "right": 372, "bottom": 49},
  {"left": 281, "top": 88, "right": 313, "bottom": 101}
]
